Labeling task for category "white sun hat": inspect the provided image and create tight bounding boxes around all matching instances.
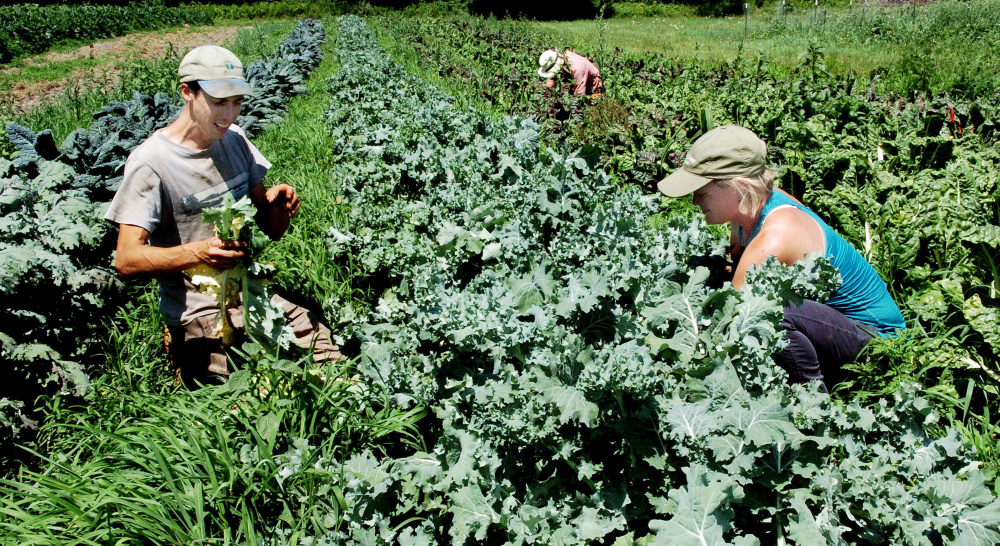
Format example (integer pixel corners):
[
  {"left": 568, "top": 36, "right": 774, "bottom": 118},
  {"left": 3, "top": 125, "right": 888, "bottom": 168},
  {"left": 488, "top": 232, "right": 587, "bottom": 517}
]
[{"left": 538, "top": 49, "right": 565, "bottom": 79}]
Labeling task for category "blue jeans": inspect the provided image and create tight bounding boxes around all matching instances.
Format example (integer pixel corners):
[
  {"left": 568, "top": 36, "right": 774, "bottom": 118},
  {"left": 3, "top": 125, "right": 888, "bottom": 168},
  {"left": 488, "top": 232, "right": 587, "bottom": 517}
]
[{"left": 774, "top": 299, "right": 875, "bottom": 391}]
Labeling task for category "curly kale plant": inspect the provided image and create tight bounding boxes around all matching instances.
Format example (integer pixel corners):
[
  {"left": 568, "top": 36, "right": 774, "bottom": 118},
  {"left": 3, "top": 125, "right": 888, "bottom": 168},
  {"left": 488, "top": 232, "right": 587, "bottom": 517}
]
[{"left": 296, "top": 16, "right": 1000, "bottom": 545}]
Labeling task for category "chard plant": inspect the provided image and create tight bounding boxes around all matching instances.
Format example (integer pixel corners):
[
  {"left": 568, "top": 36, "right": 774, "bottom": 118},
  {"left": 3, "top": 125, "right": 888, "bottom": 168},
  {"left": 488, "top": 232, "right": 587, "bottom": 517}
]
[{"left": 188, "top": 194, "right": 296, "bottom": 352}]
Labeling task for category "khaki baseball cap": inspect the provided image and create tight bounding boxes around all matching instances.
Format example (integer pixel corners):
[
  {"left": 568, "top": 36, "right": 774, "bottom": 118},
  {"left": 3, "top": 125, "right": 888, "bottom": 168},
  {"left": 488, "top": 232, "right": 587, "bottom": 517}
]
[
  {"left": 657, "top": 125, "right": 767, "bottom": 197},
  {"left": 178, "top": 45, "right": 254, "bottom": 98}
]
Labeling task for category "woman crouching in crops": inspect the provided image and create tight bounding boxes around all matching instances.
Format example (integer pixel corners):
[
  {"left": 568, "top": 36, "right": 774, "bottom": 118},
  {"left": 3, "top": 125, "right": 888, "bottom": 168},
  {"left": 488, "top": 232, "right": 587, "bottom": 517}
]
[{"left": 658, "top": 125, "right": 905, "bottom": 390}]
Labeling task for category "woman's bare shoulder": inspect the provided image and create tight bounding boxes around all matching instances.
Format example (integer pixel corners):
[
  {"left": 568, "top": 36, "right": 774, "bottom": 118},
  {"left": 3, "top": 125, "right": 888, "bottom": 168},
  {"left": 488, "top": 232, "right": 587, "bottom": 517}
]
[{"left": 757, "top": 206, "right": 825, "bottom": 260}]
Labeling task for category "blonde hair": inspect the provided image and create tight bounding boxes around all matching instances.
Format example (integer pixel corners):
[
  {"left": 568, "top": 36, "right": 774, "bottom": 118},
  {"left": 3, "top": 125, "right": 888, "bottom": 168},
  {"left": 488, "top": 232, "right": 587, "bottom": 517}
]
[{"left": 713, "top": 169, "right": 776, "bottom": 216}]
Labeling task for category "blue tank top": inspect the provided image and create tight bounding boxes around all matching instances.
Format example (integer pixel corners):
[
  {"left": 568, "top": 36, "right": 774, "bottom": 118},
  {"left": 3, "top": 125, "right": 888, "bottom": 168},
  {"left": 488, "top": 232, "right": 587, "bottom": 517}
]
[{"left": 745, "top": 191, "right": 905, "bottom": 336}]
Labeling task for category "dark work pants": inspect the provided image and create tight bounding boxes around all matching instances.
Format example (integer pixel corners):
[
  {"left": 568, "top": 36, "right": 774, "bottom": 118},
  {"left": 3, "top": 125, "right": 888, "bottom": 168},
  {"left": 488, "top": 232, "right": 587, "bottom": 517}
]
[
  {"left": 773, "top": 299, "right": 875, "bottom": 391},
  {"left": 167, "top": 294, "right": 342, "bottom": 390}
]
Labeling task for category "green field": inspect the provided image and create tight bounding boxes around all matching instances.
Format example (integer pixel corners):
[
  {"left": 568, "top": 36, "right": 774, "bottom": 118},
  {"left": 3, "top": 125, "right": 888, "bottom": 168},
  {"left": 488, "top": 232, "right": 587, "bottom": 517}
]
[
  {"left": 536, "top": 0, "right": 1000, "bottom": 99},
  {"left": 3, "top": 2, "right": 1000, "bottom": 543}
]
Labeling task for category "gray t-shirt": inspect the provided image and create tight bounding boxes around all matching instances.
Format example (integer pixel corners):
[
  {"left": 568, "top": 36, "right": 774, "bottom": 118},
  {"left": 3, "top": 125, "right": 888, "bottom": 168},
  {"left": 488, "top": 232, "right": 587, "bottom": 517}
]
[{"left": 104, "top": 125, "right": 270, "bottom": 326}]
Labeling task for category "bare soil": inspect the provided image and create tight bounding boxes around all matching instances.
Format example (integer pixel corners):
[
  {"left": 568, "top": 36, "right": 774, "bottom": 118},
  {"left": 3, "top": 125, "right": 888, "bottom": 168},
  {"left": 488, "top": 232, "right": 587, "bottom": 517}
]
[{"left": 1, "top": 25, "right": 249, "bottom": 114}]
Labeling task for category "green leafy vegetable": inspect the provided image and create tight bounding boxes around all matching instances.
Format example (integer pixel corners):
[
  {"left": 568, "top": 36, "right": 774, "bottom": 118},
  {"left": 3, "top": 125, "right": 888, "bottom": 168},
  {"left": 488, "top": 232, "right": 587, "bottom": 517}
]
[{"left": 188, "top": 195, "right": 295, "bottom": 350}]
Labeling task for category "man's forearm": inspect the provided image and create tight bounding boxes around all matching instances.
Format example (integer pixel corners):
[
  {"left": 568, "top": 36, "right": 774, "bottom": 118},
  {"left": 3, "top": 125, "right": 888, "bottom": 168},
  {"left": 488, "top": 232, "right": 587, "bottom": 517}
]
[{"left": 115, "top": 242, "right": 204, "bottom": 279}]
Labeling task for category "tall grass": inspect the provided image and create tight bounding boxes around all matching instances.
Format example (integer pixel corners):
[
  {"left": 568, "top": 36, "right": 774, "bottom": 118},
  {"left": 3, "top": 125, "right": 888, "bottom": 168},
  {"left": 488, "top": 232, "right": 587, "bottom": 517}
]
[
  {"left": 2, "top": 355, "right": 424, "bottom": 543},
  {"left": 250, "top": 23, "right": 373, "bottom": 322}
]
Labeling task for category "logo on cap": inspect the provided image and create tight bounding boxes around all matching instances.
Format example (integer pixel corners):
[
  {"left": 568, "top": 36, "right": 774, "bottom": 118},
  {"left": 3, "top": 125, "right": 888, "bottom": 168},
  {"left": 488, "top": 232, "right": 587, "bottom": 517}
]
[{"left": 225, "top": 62, "right": 235, "bottom": 70}]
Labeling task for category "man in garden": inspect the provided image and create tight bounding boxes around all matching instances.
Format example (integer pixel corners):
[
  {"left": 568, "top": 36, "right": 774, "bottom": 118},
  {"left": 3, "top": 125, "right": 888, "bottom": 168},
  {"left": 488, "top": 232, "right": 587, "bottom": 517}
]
[
  {"left": 538, "top": 48, "right": 605, "bottom": 97},
  {"left": 104, "top": 44, "right": 341, "bottom": 388}
]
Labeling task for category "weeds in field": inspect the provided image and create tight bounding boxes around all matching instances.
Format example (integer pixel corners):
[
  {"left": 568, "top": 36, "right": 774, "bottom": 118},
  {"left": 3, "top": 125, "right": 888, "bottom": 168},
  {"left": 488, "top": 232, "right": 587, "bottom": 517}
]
[
  {"left": 230, "top": 20, "right": 296, "bottom": 62},
  {"left": 3, "top": 351, "right": 424, "bottom": 542},
  {"left": 250, "top": 28, "right": 377, "bottom": 325},
  {"left": 533, "top": 0, "right": 1000, "bottom": 100}
]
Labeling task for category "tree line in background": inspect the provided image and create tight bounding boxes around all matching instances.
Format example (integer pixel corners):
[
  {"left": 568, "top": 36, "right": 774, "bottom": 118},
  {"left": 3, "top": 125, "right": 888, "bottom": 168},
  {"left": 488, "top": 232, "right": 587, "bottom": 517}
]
[
  {"left": 347, "top": 0, "right": 854, "bottom": 19},
  {"left": 0, "top": 0, "right": 859, "bottom": 22}
]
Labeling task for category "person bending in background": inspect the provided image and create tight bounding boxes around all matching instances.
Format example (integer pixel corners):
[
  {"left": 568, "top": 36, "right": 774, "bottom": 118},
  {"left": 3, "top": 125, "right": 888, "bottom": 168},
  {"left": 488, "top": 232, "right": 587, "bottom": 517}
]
[
  {"left": 538, "top": 48, "right": 604, "bottom": 97},
  {"left": 657, "top": 125, "right": 905, "bottom": 391},
  {"left": 104, "top": 44, "right": 341, "bottom": 388}
]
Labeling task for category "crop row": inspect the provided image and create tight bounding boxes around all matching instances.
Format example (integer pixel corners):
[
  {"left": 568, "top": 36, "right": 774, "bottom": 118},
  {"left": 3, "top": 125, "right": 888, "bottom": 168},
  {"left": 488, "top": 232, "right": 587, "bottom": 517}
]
[
  {"left": 373, "top": 13, "right": 1000, "bottom": 433},
  {"left": 302, "top": 15, "right": 1000, "bottom": 544},
  {"left": 0, "top": 1, "right": 213, "bottom": 64},
  {"left": 0, "top": 19, "right": 326, "bottom": 444}
]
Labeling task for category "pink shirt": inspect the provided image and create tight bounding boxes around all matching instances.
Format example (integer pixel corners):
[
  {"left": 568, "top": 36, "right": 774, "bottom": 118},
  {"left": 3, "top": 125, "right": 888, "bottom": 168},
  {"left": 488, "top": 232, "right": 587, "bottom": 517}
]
[{"left": 564, "top": 51, "right": 603, "bottom": 95}]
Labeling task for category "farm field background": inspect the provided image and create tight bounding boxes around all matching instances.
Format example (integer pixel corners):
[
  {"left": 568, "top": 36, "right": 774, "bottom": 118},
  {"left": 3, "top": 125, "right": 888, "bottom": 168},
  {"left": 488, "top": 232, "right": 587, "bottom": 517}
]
[{"left": 2, "top": 0, "right": 1000, "bottom": 543}]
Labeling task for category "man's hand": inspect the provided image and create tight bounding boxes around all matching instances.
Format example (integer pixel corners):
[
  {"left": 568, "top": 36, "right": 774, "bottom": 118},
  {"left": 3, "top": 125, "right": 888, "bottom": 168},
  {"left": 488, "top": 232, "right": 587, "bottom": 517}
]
[
  {"left": 267, "top": 184, "right": 301, "bottom": 215},
  {"left": 254, "top": 183, "right": 300, "bottom": 240},
  {"left": 193, "top": 237, "right": 248, "bottom": 270}
]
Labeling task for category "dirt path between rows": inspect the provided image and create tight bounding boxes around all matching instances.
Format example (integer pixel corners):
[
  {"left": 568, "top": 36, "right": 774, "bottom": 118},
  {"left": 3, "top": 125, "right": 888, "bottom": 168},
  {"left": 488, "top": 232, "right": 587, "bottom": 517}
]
[{"left": 1, "top": 24, "right": 250, "bottom": 114}]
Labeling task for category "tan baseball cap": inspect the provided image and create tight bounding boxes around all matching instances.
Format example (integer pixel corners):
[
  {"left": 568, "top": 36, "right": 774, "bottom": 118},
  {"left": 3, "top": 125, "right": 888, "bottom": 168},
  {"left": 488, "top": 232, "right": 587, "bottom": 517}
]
[
  {"left": 178, "top": 45, "right": 254, "bottom": 98},
  {"left": 657, "top": 125, "right": 767, "bottom": 197}
]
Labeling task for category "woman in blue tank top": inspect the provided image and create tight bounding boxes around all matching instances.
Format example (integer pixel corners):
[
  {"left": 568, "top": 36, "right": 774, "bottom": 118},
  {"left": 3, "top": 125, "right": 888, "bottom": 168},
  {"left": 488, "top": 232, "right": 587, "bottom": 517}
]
[{"left": 657, "top": 125, "right": 905, "bottom": 390}]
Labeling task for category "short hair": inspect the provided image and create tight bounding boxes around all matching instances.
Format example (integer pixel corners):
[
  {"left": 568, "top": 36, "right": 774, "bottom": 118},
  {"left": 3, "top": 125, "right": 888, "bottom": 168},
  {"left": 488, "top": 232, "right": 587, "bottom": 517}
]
[
  {"left": 713, "top": 169, "right": 776, "bottom": 215},
  {"left": 182, "top": 80, "right": 202, "bottom": 94}
]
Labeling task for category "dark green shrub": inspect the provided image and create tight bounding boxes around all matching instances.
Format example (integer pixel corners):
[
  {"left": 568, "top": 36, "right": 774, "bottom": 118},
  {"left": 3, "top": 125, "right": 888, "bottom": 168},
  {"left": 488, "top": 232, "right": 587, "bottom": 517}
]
[
  {"left": 181, "top": 0, "right": 352, "bottom": 20},
  {"left": 692, "top": 0, "right": 743, "bottom": 17},
  {"left": 468, "top": 0, "right": 599, "bottom": 20}
]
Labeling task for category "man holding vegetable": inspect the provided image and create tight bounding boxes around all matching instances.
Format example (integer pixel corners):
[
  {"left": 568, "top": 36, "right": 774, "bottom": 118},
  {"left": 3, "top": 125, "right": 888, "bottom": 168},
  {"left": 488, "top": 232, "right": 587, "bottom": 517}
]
[{"left": 104, "top": 44, "right": 341, "bottom": 388}]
